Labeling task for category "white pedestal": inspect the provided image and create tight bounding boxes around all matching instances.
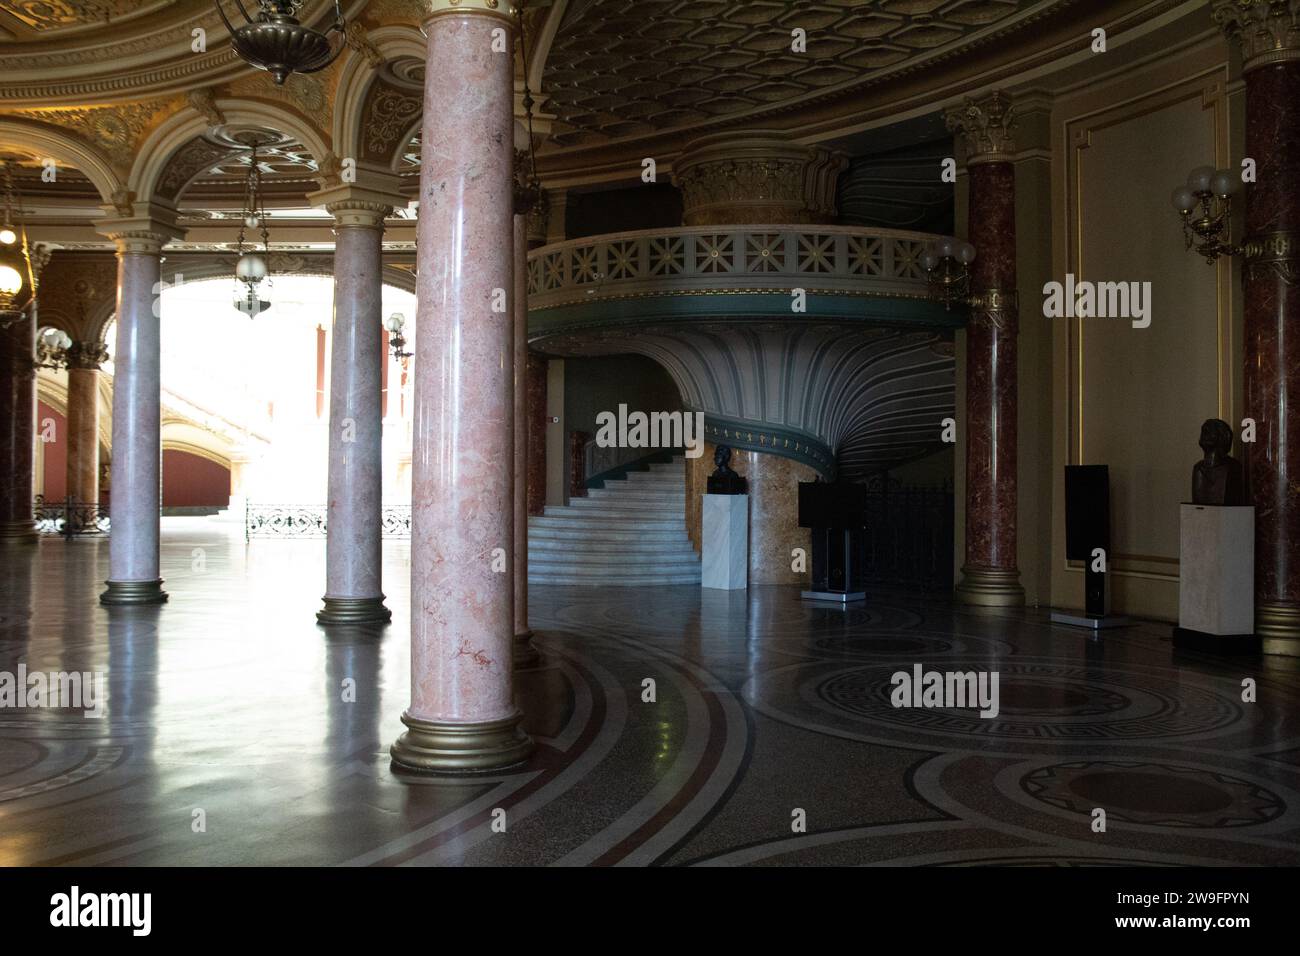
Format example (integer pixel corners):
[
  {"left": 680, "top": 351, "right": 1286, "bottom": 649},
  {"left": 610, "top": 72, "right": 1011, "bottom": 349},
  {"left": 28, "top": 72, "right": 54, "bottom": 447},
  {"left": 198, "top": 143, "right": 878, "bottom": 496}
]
[
  {"left": 702, "top": 493, "right": 747, "bottom": 590},
  {"left": 1179, "top": 504, "right": 1254, "bottom": 635}
]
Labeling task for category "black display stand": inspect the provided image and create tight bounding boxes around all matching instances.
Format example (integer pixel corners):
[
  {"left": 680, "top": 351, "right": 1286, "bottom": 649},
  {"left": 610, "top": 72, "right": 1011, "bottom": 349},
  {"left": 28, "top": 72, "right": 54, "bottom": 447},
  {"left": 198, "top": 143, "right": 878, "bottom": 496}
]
[
  {"left": 798, "top": 482, "right": 867, "bottom": 604},
  {"left": 1050, "top": 464, "right": 1133, "bottom": 630}
]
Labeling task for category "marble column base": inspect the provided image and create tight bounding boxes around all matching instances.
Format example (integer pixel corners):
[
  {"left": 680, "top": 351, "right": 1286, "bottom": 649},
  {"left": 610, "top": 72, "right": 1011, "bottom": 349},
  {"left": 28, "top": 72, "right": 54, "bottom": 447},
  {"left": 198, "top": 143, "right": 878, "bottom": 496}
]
[
  {"left": 0, "top": 519, "right": 36, "bottom": 543},
  {"left": 317, "top": 595, "right": 391, "bottom": 626},
  {"left": 100, "top": 579, "right": 168, "bottom": 606},
  {"left": 955, "top": 566, "right": 1025, "bottom": 607},
  {"left": 1257, "top": 602, "right": 1300, "bottom": 657},
  {"left": 390, "top": 710, "right": 533, "bottom": 774},
  {"left": 513, "top": 629, "right": 541, "bottom": 668}
]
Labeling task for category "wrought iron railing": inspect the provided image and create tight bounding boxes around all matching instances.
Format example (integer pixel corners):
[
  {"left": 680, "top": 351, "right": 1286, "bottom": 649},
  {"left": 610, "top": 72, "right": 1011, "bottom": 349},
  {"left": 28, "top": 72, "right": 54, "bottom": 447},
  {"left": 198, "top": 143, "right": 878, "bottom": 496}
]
[
  {"left": 245, "top": 503, "right": 412, "bottom": 541},
  {"left": 861, "top": 478, "right": 954, "bottom": 590},
  {"left": 526, "top": 225, "right": 936, "bottom": 310},
  {"left": 33, "top": 496, "right": 110, "bottom": 537}
]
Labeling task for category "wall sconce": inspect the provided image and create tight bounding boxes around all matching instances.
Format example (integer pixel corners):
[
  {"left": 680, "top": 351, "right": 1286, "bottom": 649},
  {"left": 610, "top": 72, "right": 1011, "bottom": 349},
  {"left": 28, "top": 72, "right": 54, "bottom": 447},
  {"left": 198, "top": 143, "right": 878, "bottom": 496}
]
[
  {"left": 35, "top": 326, "right": 71, "bottom": 368},
  {"left": 385, "top": 312, "right": 412, "bottom": 366},
  {"left": 920, "top": 237, "right": 977, "bottom": 310},
  {"left": 1172, "top": 165, "right": 1242, "bottom": 264}
]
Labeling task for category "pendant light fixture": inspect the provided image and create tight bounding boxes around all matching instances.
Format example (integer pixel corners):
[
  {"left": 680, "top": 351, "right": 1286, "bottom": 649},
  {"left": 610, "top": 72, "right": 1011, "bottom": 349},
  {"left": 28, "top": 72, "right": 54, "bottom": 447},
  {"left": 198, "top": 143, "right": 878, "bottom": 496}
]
[
  {"left": 233, "top": 140, "right": 273, "bottom": 318},
  {"left": 215, "top": 1, "right": 347, "bottom": 86}
]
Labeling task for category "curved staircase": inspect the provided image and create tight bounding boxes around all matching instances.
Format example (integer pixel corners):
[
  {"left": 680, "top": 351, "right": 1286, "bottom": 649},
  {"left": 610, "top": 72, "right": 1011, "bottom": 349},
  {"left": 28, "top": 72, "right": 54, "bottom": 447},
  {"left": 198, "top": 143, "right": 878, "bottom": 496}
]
[{"left": 527, "top": 457, "right": 701, "bottom": 586}]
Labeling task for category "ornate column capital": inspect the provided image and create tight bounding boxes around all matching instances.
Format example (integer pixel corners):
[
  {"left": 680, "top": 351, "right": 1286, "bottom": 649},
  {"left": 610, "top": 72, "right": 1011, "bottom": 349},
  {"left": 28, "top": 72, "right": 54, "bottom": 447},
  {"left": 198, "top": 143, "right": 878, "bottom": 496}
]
[
  {"left": 309, "top": 178, "right": 405, "bottom": 230},
  {"left": 1214, "top": 0, "right": 1300, "bottom": 71},
  {"left": 945, "top": 90, "right": 1017, "bottom": 166},
  {"left": 65, "top": 340, "right": 109, "bottom": 370},
  {"left": 95, "top": 206, "right": 184, "bottom": 256},
  {"left": 420, "top": 0, "right": 518, "bottom": 26}
]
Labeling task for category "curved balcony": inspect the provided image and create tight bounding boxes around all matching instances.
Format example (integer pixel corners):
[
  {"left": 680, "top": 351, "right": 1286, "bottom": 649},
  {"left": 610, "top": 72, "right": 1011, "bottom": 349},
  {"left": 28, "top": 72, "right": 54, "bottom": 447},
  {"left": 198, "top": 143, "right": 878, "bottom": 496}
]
[{"left": 525, "top": 225, "right": 958, "bottom": 479}]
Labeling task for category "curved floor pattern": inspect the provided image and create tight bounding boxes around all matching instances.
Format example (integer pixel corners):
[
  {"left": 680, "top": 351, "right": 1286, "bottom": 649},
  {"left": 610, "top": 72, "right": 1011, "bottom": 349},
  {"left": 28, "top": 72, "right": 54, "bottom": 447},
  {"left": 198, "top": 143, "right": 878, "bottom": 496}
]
[{"left": 1, "top": 519, "right": 1299, "bottom": 866}]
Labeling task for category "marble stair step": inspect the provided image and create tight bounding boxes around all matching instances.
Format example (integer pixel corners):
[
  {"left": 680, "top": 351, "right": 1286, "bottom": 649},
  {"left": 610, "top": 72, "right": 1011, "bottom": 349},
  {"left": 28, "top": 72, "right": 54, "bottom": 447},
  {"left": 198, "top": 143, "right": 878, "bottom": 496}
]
[
  {"left": 528, "top": 556, "right": 702, "bottom": 572},
  {"left": 529, "top": 573, "right": 701, "bottom": 586},
  {"left": 528, "top": 538, "right": 695, "bottom": 554},
  {"left": 528, "top": 525, "right": 690, "bottom": 541},
  {"left": 545, "top": 504, "right": 682, "bottom": 518},
  {"left": 529, "top": 562, "right": 701, "bottom": 578},
  {"left": 529, "top": 515, "right": 685, "bottom": 531}
]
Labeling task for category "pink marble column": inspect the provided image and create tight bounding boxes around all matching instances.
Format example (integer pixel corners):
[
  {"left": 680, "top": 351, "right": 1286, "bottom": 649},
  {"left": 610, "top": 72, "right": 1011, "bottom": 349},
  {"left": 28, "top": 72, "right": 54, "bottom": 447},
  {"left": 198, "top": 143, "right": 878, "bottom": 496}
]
[
  {"left": 512, "top": 213, "right": 539, "bottom": 666},
  {"left": 65, "top": 343, "right": 106, "bottom": 504},
  {"left": 100, "top": 227, "right": 176, "bottom": 605},
  {"left": 317, "top": 200, "right": 392, "bottom": 626},
  {"left": 0, "top": 305, "right": 35, "bottom": 542},
  {"left": 391, "top": 0, "right": 532, "bottom": 773}
]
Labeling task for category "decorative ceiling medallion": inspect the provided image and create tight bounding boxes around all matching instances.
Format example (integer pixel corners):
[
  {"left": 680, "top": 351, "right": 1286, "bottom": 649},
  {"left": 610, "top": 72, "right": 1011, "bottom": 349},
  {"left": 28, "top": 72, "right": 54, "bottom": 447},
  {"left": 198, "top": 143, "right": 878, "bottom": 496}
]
[{"left": 11, "top": 100, "right": 168, "bottom": 166}]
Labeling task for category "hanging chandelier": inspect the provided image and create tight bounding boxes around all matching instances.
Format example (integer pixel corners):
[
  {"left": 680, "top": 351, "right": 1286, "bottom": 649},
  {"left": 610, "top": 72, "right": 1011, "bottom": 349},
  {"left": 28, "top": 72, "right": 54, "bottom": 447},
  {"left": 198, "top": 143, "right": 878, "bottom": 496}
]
[
  {"left": 514, "top": 0, "right": 543, "bottom": 217},
  {"left": 215, "top": 1, "right": 347, "bottom": 86},
  {"left": 233, "top": 141, "right": 272, "bottom": 318},
  {"left": 0, "top": 160, "right": 37, "bottom": 330}
]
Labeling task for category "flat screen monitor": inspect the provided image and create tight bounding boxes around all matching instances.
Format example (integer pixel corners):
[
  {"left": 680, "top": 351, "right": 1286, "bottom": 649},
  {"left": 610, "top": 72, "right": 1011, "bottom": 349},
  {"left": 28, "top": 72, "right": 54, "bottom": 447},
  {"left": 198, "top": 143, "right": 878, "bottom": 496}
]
[{"left": 798, "top": 481, "right": 868, "bottom": 530}]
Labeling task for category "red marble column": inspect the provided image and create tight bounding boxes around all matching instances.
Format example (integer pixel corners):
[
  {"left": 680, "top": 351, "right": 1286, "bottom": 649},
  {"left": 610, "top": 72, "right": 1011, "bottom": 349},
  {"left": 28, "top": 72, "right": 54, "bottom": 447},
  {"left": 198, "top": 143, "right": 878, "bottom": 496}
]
[
  {"left": 526, "top": 352, "right": 547, "bottom": 517},
  {"left": 65, "top": 342, "right": 106, "bottom": 504},
  {"left": 391, "top": 0, "right": 531, "bottom": 773},
  {"left": 948, "top": 92, "right": 1024, "bottom": 606},
  {"left": 0, "top": 306, "right": 35, "bottom": 542},
  {"left": 1221, "top": 1, "right": 1300, "bottom": 655}
]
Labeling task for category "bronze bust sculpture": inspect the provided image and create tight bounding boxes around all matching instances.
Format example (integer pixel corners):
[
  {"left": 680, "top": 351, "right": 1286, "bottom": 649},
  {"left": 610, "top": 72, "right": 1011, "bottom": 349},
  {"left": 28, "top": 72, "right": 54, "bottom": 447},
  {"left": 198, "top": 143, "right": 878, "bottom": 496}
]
[
  {"left": 706, "top": 444, "right": 748, "bottom": 495},
  {"left": 1192, "top": 418, "right": 1246, "bottom": 506}
]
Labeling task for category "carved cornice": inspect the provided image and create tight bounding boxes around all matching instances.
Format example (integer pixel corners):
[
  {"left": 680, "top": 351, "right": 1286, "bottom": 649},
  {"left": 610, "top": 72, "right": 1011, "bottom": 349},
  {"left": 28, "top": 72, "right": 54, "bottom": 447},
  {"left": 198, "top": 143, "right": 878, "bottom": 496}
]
[
  {"left": 186, "top": 88, "right": 226, "bottom": 128},
  {"left": 946, "top": 90, "right": 1017, "bottom": 166},
  {"left": 1213, "top": 0, "right": 1300, "bottom": 71}
]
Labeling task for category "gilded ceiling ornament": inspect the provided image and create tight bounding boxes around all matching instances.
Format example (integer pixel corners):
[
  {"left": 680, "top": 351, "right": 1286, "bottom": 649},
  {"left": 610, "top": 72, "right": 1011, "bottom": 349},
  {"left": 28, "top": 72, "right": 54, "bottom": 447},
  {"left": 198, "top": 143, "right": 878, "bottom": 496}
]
[
  {"left": 365, "top": 0, "right": 424, "bottom": 21},
  {"left": 156, "top": 138, "right": 233, "bottom": 202},
  {"left": 12, "top": 101, "right": 165, "bottom": 167},
  {"left": 365, "top": 87, "right": 421, "bottom": 157},
  {"left": 110, "top": 187, "right": 134, "bottom": 216},
  {"left": 345, "top": 22, "right": 385, "bottom": 69},
  {"left": 944, "top": 90, "right": 1017, "bottom": 166},
  {"left": 1213, "top": 0, "right": 1300, "bottom": 70},
  {"left": 187, "top": 88, "right": 226, "bottom": 129},
  {"left": 230, "top": 69, "right": 329, "bottom": 117}
]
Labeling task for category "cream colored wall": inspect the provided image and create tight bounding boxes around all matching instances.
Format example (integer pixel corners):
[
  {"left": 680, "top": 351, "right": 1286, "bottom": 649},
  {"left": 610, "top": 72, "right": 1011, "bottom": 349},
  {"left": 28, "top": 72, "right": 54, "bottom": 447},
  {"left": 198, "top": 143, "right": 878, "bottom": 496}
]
[{"left": 1049, "top": 38, "right": 1241, "bottom": 621}]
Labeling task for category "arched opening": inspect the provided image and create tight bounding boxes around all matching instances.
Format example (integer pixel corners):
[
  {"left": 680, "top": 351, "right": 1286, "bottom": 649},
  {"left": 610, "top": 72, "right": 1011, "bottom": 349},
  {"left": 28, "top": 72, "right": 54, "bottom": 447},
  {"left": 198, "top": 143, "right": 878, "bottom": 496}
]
[{"left": 100, "top": 274, "right": 417, "bottom": 515}]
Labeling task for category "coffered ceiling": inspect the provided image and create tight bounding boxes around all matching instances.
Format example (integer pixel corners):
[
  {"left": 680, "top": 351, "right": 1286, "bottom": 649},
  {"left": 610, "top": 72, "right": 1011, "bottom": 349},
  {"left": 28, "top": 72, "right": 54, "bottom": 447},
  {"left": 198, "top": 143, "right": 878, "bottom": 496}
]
[{"left": 541, "top": 0, "right": 1066, "bottom": 147}]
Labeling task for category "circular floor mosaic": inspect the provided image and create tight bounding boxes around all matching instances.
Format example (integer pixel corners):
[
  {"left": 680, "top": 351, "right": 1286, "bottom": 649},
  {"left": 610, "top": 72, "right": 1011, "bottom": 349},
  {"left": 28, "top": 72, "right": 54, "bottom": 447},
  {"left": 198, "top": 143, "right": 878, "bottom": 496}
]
[
  {"left": 812, "top": 661, "right": 1243, "bottom": 741},
  {"left": 1021, "top": 760, "right": 1286, "bottom": 828}
]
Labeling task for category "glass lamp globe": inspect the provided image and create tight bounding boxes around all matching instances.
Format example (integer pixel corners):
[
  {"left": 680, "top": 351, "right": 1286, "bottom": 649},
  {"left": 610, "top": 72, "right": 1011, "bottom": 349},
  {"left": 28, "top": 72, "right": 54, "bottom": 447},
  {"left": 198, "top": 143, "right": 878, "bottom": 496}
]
[
  {"left": 957, "top": 241, "right": 977, "bottom": 264},
  {"left": 1210, "top": 169, "right": 1239, "bottom": 198},
  {"left": 40, "top": 326, "right": 67, "bottom": 350},
  {"left": 936, "top": 237, "right": 956, "bottom": 258},
  {"left": 0, "top": 263, "right": 21, "bottom": 296},
  {"left": 919, "top": 249, "right": 938, "bottom": 272},
  {"left": 385, "top": 312, "right": 406, "bottom": 333},
  {"left": 235, "top": 252, "right": 268, "bottom": 282},
  {"left": 0, "top": 227, "right": 16, "bottom": 246},
  {"left": 1187, "top": 165, "right": 1215, "bottom": 194},
  {"left": 1170, "top": 185, "right": 1196, "bottom": 213}
]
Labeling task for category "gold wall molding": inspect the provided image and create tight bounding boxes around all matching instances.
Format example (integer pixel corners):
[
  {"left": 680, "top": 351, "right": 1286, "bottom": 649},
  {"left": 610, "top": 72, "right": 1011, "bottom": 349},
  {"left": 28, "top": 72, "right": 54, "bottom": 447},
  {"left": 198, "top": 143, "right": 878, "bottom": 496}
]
[{"left": 10, "top": 99, "right": 171, "bottom": 166}]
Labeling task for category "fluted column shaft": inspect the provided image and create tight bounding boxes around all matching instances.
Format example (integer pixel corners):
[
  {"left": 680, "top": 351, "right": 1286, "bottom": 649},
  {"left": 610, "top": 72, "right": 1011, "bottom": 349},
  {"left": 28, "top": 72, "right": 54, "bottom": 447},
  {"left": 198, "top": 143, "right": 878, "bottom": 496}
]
[
  {"left": 391, "top": 0, "right": 531, "bottom": 773},
  {"left": 0, "top": 306, "right": 35, "bottom": 541},
  {"left": 101, "top": 232, "right": 170, "bottom": 605},
  {"left": 318, "top": 202, "right": 392, "bottom": 626}
]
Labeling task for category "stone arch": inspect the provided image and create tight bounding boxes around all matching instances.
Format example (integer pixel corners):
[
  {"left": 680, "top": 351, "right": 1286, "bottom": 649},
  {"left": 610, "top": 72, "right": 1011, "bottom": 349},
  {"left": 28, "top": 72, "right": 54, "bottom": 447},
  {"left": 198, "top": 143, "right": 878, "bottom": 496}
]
[
  {"left": 130, "top": 99, "right": 334, "bottom": 206},
  {"left": 333, "top": 25, "right": 427, "bottom": 166},
  {"left": 0, "top": 118, "right": 123, "bottom": 205}
]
